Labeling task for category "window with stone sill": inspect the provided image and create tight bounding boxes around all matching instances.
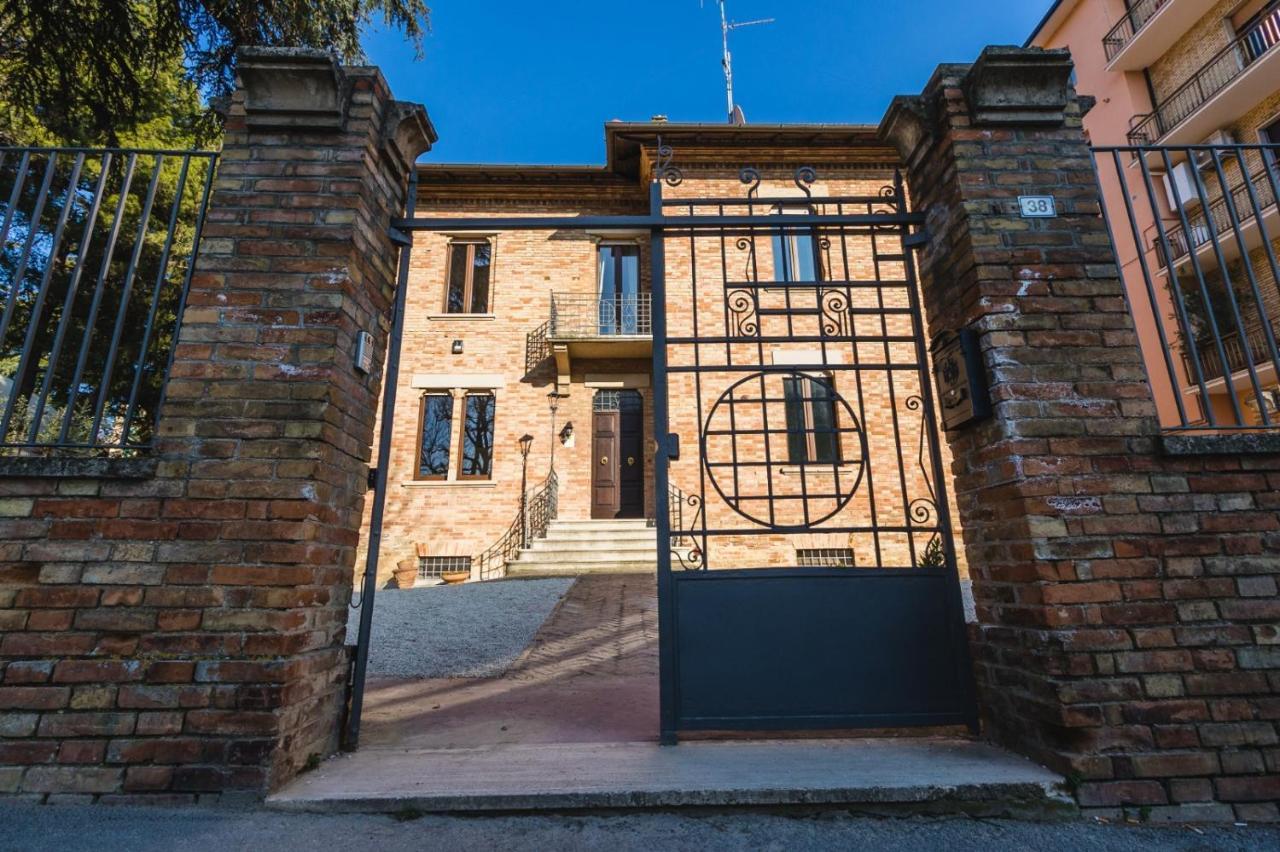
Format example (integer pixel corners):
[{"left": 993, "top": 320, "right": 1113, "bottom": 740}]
[{"left": 444, "top": 240, "right": 492, "bottom": 314}]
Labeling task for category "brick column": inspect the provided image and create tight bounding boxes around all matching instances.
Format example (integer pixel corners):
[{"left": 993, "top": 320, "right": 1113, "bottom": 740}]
[
  {"left": 882, "top": 47, "right": 1280, "bottom": 821},
  {"left": 0, "top": 48, "right": 433, "bottom": 798}
]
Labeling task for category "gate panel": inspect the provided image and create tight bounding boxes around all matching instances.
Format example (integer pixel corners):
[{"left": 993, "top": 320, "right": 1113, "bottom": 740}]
[{"left": 651, "top": 169, "right": 977, "bottom": 736}]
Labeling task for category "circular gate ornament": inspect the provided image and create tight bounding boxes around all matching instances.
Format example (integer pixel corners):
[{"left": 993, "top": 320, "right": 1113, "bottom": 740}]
[{"left": 701, "top": 370, "right": 866, "bottom": 530}]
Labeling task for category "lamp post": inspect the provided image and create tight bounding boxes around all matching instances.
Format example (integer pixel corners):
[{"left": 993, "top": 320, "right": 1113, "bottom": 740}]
[
  {"left": 547, "top": 391, "right": 562, "bottom": 473},
  {"left": 519, "top": 433, "right": 534, "bottom": 548}
]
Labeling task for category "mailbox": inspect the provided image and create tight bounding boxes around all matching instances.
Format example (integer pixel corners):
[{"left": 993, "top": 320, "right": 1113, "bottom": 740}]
[{"left": 931, "top": 328, "right": 991, "bottom": 431}]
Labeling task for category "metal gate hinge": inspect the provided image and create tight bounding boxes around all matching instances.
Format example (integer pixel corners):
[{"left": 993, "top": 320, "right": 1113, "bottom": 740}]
[
  {"left": 367, "top": 467, "right": 378, "bottom": 489},
  {"left": 388, "top": 226, "right": 412, "bottom": 247}
]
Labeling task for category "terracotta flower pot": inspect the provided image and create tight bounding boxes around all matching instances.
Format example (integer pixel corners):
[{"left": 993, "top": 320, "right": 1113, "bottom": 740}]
[
  {"left": 393, "top": 559, "right": 419, "bottom": 589},
  {"left": 441, "top": 570, "right": 470, "bottom": 585}
]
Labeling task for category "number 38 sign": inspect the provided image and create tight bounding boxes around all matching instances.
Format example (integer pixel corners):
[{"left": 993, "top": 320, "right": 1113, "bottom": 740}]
[{"left": 1018, "top": 195, "right": 1057, "bottom": 218}]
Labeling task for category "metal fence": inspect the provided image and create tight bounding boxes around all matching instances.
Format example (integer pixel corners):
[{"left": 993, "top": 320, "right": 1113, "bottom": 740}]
[
  {"left": 0, "top": 147, "right": 216, "bottom": 454},
  {"left": 1093, "top": 144, "right": 1280, "bottom": 430}
]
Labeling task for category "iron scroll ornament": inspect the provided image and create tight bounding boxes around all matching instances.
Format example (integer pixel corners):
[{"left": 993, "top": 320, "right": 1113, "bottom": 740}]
[
  {"left": 654, "top": 136, "right": 683, "bottom": 187},
  {"left": 700, "top": 370, "right": 868, "bottom": 530}
]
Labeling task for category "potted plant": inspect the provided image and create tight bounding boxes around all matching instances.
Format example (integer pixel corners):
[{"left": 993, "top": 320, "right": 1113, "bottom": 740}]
[
  {"left": 441, "top": 568, "right": 470, "bottom": 585},
  {"left": 392, "top": 558, "right": 418, "bottom": 589}
]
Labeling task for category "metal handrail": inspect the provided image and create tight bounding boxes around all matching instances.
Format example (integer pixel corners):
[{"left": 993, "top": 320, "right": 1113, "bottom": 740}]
[
  {"left": 652, "top": 480, "right": 704, "bottom": 570},
  {"left": 1128, "top": 4, "right": 1280, "bottom": 145},
  {"left": 1103, "top": 0, "right": 1168, "bottom": 62},
  {"left": 1152, "top": 163, "right": 1280, "bottom": 267},
  {"left": 549, "top": 292, "right": 653, "bottom": 338},
  {"left": 475, "top": 470, "right": 559, "bottom": 580}
]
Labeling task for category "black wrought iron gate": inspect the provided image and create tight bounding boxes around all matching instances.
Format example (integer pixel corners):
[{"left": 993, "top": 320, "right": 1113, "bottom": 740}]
[
  {"left": 353, "top": 155, "right": 978, "bottom": 745},
  {"left": 648, "top": 166, "right": 977, "bottom": 740}
]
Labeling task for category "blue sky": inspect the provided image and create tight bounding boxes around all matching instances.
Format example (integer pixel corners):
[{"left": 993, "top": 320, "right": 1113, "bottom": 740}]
[{"left": 362, "top": 1, "right": 1054, "bottom": 165}]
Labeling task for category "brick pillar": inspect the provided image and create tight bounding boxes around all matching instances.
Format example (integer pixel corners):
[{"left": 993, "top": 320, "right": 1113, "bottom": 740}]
[
  {"left": 0, "top": 48, "right": 433, "bottom": 798},
  {"left": 158, "top": 49, "right": 433, "bottom": 790},
  {"left": 882, "top": 47, "right": 1280, "bottom": 821}
]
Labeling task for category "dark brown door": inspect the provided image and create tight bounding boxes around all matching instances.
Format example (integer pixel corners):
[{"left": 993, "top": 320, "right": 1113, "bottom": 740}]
[
  {"left": 592, "top": 390, "right": 645, "bottom": 519},
  {"left": 618, "top": 396, "right": 644, "bottom": 518},
  {"left": 591, "top": 409, "right": 620, "bottom": 519}
]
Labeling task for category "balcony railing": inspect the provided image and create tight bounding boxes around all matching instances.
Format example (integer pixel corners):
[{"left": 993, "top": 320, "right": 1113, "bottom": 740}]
[
  {"left": 1103, "top": 0, "right": 1169, "bottom": 62},
  {"left": 1128, "top": 4, "right": 1280, "bottom": 145},
  {"left": 1188, "top": 321, "right": 1280, "bottom": 383},
  {"left": 549, "top": 292, "right": 652, "bottom": 338},
  {"left": 1153, "top": 163, "right": 1280, "bottom": 268}
]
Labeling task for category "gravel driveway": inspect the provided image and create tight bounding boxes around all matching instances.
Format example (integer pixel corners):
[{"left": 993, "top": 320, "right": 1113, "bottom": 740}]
[{"left": 346, "top": 578, "right": 575, "bottom": 679}]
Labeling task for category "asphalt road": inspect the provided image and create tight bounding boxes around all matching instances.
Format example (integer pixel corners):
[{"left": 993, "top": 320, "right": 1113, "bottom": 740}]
[{"left": 1, "top": 803, "right": 1276, "bottom": 852}]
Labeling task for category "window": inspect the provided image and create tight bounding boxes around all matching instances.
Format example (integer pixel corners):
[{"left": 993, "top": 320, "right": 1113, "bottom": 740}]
[
  {"left": 1263, "top": 116, "right": 1280, "bottom": 170},
  {"left": 783, "top": 376, "right": 840, "bottom": 464},
  {"left": 771, "top": 207, "right": 821, "bottom": 283},
  {"left": 416, "top": 393, "right": 453, "bottom": 480},
  {"left": 796, "top": 548, "right": 856, "bottom": 568},
  {"left": 459, "top": 393, "right": 496, "bottom": 479},
  {"left": 445, "top": 240, "right": 492, "bottom": 313},
  {"left": 419, "top": 555, "right": 472, "bottom": 579},
  {"left": 597, "top": 244, "right": 641, "bottom": 334}
]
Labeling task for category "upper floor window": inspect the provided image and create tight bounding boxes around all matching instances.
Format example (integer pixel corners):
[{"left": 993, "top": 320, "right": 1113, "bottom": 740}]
[
  {"left": 597, "top": 244, "right": 641, "bottom": 334},
  {"left": 416, "top": 393, "right": 454, "bottom": 480},
  {"left": 460, "top": 393, "right": 496, "bottom": 479},
  {"left": 771, "top": 207, "right": 821, "bottom": 283},
  {"left": 783, "top": 375, "right": 840, "bottom": 464},
  {"left": 445, "top": 240, "right": 492, "bottom": 314}
]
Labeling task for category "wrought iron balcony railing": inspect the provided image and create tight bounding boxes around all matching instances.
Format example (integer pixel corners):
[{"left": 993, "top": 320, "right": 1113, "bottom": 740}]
[
  {"left": 549, "top": 292, "right": 652, "bottom": 338},
  {"left": 1128, "top": 5, "right": 1280, "bottom": 145},
  {"left": 1103, "top": 0, "right": 1169, "bottom": 63},
  {"left": 1152, "top": 163, "right": 1280, "bottom": 268}
]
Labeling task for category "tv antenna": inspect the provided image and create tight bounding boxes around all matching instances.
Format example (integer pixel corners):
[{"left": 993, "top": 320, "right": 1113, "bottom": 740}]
[{"left": 704, "top": 1, "right": 774, "bottom": 125}]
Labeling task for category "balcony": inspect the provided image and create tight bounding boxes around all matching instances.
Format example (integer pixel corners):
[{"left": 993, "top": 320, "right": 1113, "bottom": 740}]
[
  {"left": 1103, "top": 0, "right": 1219, "bottom": 72},
  {"left": 1185, "top": 320, "right": 1280, "bottom": 386},
  {"left": 1153, "top": 163, "right": 1280, "bottom": 274},
  {"left": 540, "top": 293, "right": 653, "bottom": 386},
  {"left": 1128, "top": 5, "right": 1280, "bottom": 146}
]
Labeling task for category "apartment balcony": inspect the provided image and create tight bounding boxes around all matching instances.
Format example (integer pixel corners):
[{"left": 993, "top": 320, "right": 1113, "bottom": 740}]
[
  {"left": 1103, "top": 0, "right": 1219, "bottom": 72},
  {"left": 1185, "top": 320, "right": 1280, "bottom": 385},
  {"left": 1152, "top": 164, "right": 1280, "bottom": 275},
  {"left": 1128, "top": 5, "right": 1280, "bottom": 146}
]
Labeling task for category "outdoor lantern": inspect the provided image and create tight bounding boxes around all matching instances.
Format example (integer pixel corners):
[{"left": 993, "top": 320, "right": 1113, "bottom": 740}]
[{"left": 519, "top": 433, "right": 534, "bottom": 458}]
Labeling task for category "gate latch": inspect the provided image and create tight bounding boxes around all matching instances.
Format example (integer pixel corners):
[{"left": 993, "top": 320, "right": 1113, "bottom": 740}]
[{"left": 666, "top": 433, "right": 680, "bottom": 461}]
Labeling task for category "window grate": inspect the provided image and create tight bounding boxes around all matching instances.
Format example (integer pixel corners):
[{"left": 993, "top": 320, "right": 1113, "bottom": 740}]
[
  {"left": 419, "top": 555, "right": 472, "bottom": 579},
  {"left": 796, "top": 548, "right": 856, "bottom": 568}
]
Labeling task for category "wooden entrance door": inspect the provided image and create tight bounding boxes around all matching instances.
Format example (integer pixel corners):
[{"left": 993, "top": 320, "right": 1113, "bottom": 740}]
[{"left": 591, "top": 391, "right": 644, "bottom": 519}]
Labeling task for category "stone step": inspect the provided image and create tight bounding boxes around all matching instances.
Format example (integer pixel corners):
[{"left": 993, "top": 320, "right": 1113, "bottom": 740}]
[
  {"left": 514, "top": 548, "right": 657, "bottom": 565},
  {"left": 527, "top": 539, "right": 656, "bottom": 555},
  {"left": 505, "top": 562, "right": 656, "bottom": 577},
  {"left": 548, "top": 519, "right": 653, "bottom": 531},
  {"left": 538, "top": 528, "right": 658, "bottom": 543},
  {"left": 267, "top": 738, "right": 1071, "bottom": 817}
]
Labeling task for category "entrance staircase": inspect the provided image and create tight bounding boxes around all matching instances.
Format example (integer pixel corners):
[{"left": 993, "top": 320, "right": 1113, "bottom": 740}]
[{"left": 506, "top": 518, "right": 657, "bottom": 576}]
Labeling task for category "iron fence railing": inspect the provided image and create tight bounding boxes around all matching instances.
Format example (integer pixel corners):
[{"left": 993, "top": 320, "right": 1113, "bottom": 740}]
[
  {"left": 1093, "top": 143, "right": 1280, "bottom": 430},
  {"left": 1103, "top": 0, "right": 1169, "bottom": 62},
  {"left": 0, "top": 147, "right": 216, "bottom": 454},
  {"left": 1128, "top": 5, "right": 1280, "bottom": 145},
  {"left": 650, "top": 480, "right": 703, "bottom": 570},
  {"left": 549, "top": 292, "right": 652, "bottom": 338},
  {"left": 1153, "top": 163, "right": 1280, "bottom": 268},
  {"left": 475, "top": 469, "right": 558, "bottom": 580}
]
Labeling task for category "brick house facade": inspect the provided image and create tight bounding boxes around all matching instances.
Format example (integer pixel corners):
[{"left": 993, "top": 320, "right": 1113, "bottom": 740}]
[{"left": 361, "top": 126, "right": 965, "bottom": 585}]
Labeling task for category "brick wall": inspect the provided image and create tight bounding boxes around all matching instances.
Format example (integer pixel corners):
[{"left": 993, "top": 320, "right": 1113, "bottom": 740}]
[
  {"left": 883, "top": 46, "right": 1280, "bottom": 821},
  {"left": 0, "top": 49, "right": 431, "bottom": 798}
]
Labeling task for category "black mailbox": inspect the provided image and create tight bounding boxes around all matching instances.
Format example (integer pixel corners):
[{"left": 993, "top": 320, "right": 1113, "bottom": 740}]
[{"left": 931, "top": 328, "right": 991, "bottom": 431}]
